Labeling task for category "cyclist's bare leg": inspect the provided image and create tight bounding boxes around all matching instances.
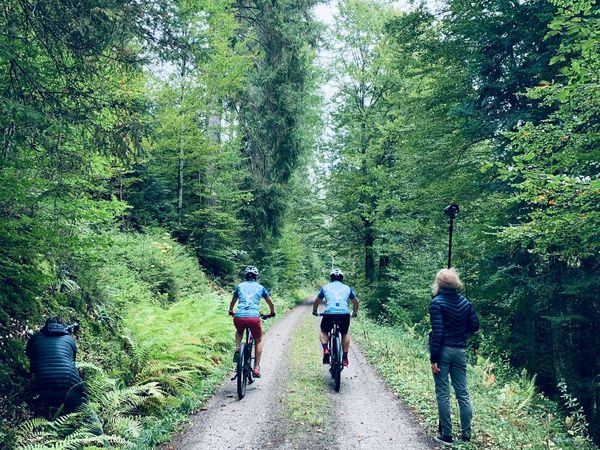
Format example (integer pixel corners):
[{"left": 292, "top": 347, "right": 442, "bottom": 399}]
[
  {"left": 342, "top": 333, "right": 350, "bottom": 352},
  {"left": 235, "top": 331, "right": 243, "bottom": 352},
  {"left": 254, "top": 336, "right": 263, "bottom": 369},
  {"left": 319, "top": 331, "right": 328, "bottom": 345}
]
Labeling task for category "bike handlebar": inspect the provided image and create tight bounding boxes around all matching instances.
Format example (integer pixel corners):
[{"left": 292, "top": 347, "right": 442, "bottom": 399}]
[
  {"left": 313, "top": 311, "right": 358, "bottom": 317},
  {"left": 229, "top": 311, "right": 275, "bottom": 319},
  {"left": 260, "top": 313, "right": 275, "bottom": 320}
]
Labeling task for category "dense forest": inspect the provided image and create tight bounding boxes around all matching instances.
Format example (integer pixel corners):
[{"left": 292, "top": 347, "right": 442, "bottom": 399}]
[
  {"left": 0, "top": 0, "right": 598, "bottom": 448},
  {"left": 320, "top": 0, "right": 599, "bottom": 442}
]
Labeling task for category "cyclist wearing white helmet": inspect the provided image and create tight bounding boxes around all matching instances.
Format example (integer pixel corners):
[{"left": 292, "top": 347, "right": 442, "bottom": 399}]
[
  {"left": 229, "top": 266, "right": 275, "bottom": 378},
  {"left": 312, "top": 268, "right": 359, "bottom": 367}
]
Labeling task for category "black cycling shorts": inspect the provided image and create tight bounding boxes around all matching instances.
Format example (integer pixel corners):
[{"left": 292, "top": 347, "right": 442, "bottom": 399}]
[{"left": 320, "top": 314, "right": 351, "bottom": 335}]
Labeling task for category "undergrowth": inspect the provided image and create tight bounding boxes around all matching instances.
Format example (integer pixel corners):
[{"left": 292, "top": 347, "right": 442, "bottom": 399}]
[
  {"left": 6, "top": 229, "right": 299, "bottom": 449},
  {"left": 14, "top": 363, "right": 164, "bottom": 450},
  {"left": 352, "top": 318, "right": 597, "bottom": 450}
]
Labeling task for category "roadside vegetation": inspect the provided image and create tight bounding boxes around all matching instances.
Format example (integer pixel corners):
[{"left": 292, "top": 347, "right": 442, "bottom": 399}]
[
  {"left": 353, "top": 318, "right": 596, "bottom": 450},
  {"left": 7, "top": 231, "right": 297, "bottom": 449}
]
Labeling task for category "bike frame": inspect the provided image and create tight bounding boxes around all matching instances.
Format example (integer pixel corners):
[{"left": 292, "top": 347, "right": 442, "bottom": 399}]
[
  {"left": 317, "top": 313, "right": 345, "bottom": 392},
  {"left": 232, "top": 314, "right": 272, "bottom": 399}
]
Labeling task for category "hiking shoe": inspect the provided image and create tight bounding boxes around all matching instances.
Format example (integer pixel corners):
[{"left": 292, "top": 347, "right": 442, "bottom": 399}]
[
  {"left": 322, "top": 349, "right": 330, "bottom": 364},
  {"left": 233, "top": 350, "right": 240, "bottom": 363},
  {"left": 342, "top": 356, "right": 349, "bottom": 367},
  {"left": 434, "top": 434, "right": 453, "bottom": 446},
  {"left": 251, "top": 367, "right": 261, "bottom": 378},
  {"left": 460, "top": 435, "right": 471, "bottom": 442}
]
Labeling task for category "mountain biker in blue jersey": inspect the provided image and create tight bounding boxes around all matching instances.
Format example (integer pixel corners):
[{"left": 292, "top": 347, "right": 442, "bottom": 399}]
[
  {"left": 312, "top": 268, "right": 359, "bottom": 367},
  {"left": 228, "top": 266, "right": 275, "bottom": 378}
]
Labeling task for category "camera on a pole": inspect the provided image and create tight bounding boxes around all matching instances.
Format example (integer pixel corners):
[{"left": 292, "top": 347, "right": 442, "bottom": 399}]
[
  {"left": 444, "top": 203, "right": 459, "bottom": 268},
  {"left": 443, "top": 203, "right": 459, "bottom": 219}
]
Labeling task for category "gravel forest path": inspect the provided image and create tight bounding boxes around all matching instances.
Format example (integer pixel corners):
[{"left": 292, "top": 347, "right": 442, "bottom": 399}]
[{"left": 170, "top": 303, "right": 436, "bottom": 450}]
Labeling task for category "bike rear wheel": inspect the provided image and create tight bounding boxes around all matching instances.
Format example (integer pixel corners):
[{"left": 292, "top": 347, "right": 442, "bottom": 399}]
[
  {"left": 331, "top": 334, "right": 342, "bottom": 392},
  {"left": 329, "top": 334, "right": 335, "bottom": 379},
  {"left": 237, "top": 343, "right": 248, "bottom": 399},
  {"left": 247, "top": 340, "right": 255, "bottom": 384}
]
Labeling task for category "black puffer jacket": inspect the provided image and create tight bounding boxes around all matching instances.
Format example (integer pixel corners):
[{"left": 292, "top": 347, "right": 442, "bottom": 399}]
[
  {"left": 25, "top": 323, "right": 83, "bottom": 389},
  {"left": 429, "top": 288, "right": 479, "bottom": 363}
]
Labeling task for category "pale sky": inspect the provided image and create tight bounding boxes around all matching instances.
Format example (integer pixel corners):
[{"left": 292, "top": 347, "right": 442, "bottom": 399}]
[
  {"left": 311, "top": 1, "right": 420, "bottom": 138},
  {"left": 309, "top": 1, "right": 443, "bottom": 146},
  {"left": 313, "top": 0, "right": 444, "bottom": 23},
  {"left": 313, "top": 1, "right": 415, "bottom": 25}
]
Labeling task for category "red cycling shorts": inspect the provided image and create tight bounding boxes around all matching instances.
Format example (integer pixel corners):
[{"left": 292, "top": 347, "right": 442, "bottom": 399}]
[{"left": 233, "top": 317, "right": 262, "bottom": 339}]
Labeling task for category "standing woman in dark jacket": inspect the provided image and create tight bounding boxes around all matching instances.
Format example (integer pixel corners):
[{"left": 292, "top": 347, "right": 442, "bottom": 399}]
[
  {"left": 25, "top": 317, "right": 86, "bottom": 414},
  {"left": 429, "top": 268, "right": 480, "bottom": 446}
]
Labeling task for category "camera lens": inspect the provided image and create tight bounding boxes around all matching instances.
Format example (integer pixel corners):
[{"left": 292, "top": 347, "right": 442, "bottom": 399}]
[{"left": 443, "top": 204, "right": 459, "bottom": 217}]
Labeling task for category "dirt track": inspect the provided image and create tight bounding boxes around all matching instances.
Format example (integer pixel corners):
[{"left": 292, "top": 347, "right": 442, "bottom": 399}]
[{"left": 170, "top": 303, "right": 436, "bottom": 450}]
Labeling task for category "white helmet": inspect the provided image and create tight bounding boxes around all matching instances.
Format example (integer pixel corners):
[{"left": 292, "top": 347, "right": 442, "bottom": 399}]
[
  {"left": 330, "top": 268, "right": 344, "bottom": 280},
  {"left": 244, "top": 266, "right": 259, "bottom": 277}
]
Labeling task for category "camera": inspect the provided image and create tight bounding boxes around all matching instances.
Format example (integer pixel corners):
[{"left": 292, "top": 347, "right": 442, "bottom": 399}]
[
  {"left": 65, "top": 322, "right": 80, "bottom": 334},
  {"left": 443, "top": 203, "right": 459, "bottom": 219}
]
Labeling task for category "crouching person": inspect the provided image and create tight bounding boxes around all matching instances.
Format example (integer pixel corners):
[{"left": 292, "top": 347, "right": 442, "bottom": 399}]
[{"left": 26, "top": 317, "right": 102, "bottom": 433}]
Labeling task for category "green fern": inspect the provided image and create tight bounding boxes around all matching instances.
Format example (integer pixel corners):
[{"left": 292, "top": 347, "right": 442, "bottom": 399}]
[
  {"left": 14, "top": 365, "right": 165, "bottom": 450},
  {"left": 15, "top": 417, "right": 52, "bottom": 438}
]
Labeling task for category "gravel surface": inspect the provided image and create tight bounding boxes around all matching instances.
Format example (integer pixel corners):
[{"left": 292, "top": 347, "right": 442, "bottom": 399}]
[
  {"left": 170, "top": 303, "right": 436, "bottom": 450},
  {"left": 328, "top": 335, "right": 435, "bottom": 449}
]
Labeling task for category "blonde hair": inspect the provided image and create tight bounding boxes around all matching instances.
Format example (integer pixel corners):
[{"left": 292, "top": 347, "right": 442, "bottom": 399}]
[{"left": 432, "top": 268, "right": 464, "bottom": 296}]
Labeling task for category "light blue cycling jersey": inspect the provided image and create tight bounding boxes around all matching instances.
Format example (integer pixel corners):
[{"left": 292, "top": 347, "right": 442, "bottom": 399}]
[
  {"left": 317, "top": 281, "right": 356, "bottom": 314},
  {"left": 233, "top": 281, "right": 270, "bottom": 318}
]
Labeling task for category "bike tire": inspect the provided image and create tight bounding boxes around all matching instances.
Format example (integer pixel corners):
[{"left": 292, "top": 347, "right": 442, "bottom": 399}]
[
  {"left": 333, "top": 334, "right": 342, "bottom": 392},
  {"left": 248, "top": 340, "right": 255, "bottom": 384},
  {"left": 329, "top": 334, "right": 336, "bottom": 379},
  {"left": 237, "top": 343, "right": 247, "bottom": 399}
]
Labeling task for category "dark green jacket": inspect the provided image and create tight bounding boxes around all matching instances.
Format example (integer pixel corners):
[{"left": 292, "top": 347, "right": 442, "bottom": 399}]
[{"left": 25, "top": 323, "right": 83, "bottom": 389}]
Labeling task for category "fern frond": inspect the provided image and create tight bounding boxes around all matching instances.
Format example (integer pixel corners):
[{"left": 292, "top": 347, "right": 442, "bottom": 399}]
[
  {"left": 47, "top": 411, "right": 83, "bottom": 433},
  {"left": 76, "top": 361, "right": 105, "bottom": 374},
  {"left": 106, "top": 415, "right": 142, "bottom": 439},
  {"left": 137, "top": 381, "right": 165, "bottom": 399},
  {"left": 15, "top": 417, "right": 52, "bottom": 437}
]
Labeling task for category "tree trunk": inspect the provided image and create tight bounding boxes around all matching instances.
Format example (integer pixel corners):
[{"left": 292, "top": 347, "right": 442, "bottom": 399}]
[
  {"left": 176, "top": 56, "right": 188, "bottom": 226},
  {"left": 177, "top": 149, "right": 184, "bottom": 225},
  {"left": 378, "top": 255, "right": 389, "bottom": 280},
  {"left": 208, "top": 110, "right": 221, "bottom": 144},
  {"left": 364, "top": 217, "right": 375, "bottom": 283}
]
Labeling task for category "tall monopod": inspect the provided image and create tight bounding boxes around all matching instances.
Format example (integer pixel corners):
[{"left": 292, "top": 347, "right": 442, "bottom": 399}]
[{"left": 443, "top": 204, "right": 459, "bottom": 269}]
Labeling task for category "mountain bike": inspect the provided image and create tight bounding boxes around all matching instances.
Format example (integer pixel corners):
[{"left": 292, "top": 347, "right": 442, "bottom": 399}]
[
  {"left": 318, "top": 313, "right": 344, "bottom": 392},
  {"left": 231, "top": 314, "right": 271, "bottom": 399}
]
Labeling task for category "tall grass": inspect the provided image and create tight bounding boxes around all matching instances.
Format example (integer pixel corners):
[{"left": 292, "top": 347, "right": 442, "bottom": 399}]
[{"left": 352, "top": 319, "right": 596, "bottom": 450}]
